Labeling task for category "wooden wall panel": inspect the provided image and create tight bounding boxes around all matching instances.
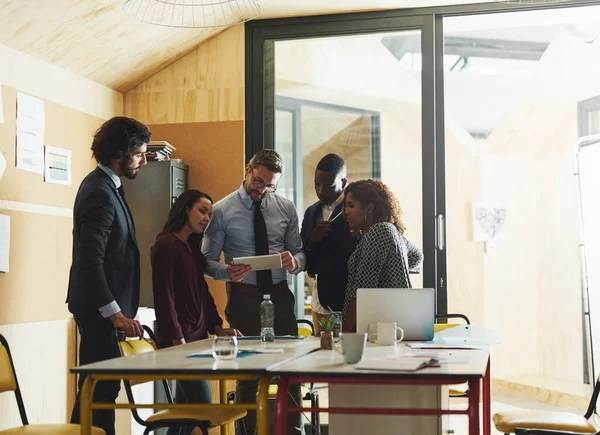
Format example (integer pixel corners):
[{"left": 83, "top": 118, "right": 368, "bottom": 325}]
[
  {"left": 125, "top": 25, "right": 244, "bottom": 124},
  {"left": 0, "top": 209, "right": 74, "bottom": 324}
]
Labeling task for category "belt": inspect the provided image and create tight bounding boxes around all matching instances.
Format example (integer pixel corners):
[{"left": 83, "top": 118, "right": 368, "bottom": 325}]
[{"left": 226, "top": 281, "right": 288, "bottom": 296}]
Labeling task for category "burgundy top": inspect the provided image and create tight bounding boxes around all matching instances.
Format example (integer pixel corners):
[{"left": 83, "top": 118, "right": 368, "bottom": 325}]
[{"left": 151, "top": 233, "right": 223, "bottom": 345}]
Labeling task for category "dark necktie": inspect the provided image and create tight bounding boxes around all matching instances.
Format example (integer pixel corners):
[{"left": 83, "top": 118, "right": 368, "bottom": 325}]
[
  {"left": 254, "top": 200, "right": 272, "bottom": 292},
  {"left": 117, "top": 185, "right": 135, "bottom": 232}
]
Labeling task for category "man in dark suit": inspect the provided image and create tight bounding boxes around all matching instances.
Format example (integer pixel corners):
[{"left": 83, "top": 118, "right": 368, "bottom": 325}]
[
  {"left": 301, "top": 154, "right": 358, "bottom": 333},
  {"left": 67, "top": 116, "right": 151, "bottom": 435}
]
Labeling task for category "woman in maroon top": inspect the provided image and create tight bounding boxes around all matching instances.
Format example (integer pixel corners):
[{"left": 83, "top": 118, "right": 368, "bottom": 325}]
[{"left": 151, "top": 189, "right": 241, "bottom": 435}]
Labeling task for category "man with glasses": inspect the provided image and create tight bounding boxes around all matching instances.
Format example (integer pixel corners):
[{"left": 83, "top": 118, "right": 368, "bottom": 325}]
[{"left": 202, "top": 149, "right": 306, "bottom": 435}]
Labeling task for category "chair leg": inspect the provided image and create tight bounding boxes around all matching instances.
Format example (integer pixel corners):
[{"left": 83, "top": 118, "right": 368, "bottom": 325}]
[{"left": 315, "top": 393, "right": 321, "bottom": 435}]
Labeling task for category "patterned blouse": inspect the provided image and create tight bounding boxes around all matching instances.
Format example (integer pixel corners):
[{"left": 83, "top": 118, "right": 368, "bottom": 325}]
[{"left": 343, "top": 222, "right": 424, "bottom": 316}]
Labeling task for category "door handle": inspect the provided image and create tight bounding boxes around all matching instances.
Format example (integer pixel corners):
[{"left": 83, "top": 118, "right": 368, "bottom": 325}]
[{"left": 436, "top": 214, "right": 445, "bottom": 250}]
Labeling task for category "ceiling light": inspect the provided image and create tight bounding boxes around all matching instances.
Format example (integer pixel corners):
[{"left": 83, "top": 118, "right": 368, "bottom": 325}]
[{"left": 123, "top": 0, "right": 261, "bottom": 28}]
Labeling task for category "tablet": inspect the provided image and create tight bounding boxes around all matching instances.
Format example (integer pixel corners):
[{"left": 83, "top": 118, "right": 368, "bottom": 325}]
[{"left": 232, "top": 253, "right": 282, "bottom": 271}]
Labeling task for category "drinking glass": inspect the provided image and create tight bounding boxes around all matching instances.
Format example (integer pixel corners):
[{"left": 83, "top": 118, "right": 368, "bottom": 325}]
[{"left": 212, "top": 336, "right": 238, "bottom": 360}]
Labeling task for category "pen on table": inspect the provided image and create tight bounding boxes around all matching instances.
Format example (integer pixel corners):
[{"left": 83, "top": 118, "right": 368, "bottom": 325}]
[{"left": 329, "top": 211, "right": 343, "bottom": 222}]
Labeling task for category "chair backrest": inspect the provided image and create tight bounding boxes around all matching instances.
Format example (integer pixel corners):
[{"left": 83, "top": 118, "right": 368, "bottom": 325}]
[
  {"left": 116, "top": 325, "right": 174, "bottom": 427},
  {"left": 0, "top": 334, "right": 29, "bottom": 425},
  {"left": 297, "top": 319, "right": 314, "bottom": 337},
  {"left": 584, "top": 374, "right": 600, "bottom": 419},
  {"left": 434, "top": 313, "right": 471, "bottom": 333},
  {"left": 0, "top": 341, "right": 17, "bottom": 393},
  {"left": 117, "top": 336, "right": 157, "bottom": 387}
]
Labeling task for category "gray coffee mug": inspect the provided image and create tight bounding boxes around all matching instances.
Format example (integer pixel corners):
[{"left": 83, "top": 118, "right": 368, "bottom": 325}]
[{"left": 334, "top": 332, "right": 367, "bottom": 364}]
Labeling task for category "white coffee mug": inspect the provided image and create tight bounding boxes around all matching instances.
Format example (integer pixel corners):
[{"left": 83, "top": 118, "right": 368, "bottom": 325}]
[
  {"left": 377, "top": 322, "right": 405, "bottom": 345},
  {"left": 334, "top": 332, "right": 367, "bottom": 364}
]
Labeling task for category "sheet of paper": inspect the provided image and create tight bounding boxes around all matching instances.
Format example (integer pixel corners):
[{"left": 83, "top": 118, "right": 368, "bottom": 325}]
[
  {"left": 232, "top": 253, "right": 282, "bottom": 271},
  {"left": 354, "top": 357, "right": 434, "bottom": 372},
  {"left": 16, "top": 92, "right": 45, "bottom": 174},
  {"left": 44, "top": 145, "right": 71, "bottom": 185},
  {"left": 408, "top": 343, "right": 486, "bottom": 350},
  {"left": 0, "top": 152, "right": 6, "bottom": 180},
  {"left": 188, "top": 347, "right": 284, "bottom": 357},
  {"left": 0, "top": 214, "right": 9, "bottom": 273}
]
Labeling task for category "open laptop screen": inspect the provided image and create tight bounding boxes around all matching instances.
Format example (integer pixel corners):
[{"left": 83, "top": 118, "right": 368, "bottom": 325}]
[{"left": 356, "top": 288, "right": 435, "bottom": 341}]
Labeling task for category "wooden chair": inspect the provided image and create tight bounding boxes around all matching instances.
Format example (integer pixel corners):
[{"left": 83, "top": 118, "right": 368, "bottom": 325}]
[
  {"left": 0, "top": 333, "right": 105, "bottom": 434},
  {"left": 117, "top": 325, "right": 246, "bottom": 435},
  {"left": 493, "top": 374, "right": 600, "bottom": 435}
]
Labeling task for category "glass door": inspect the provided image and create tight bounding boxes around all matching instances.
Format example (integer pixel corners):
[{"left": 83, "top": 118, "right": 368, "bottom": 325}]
[
  {"left": 245, "top": 13, "right": 442, "bottom": 320},
  {"left": 264, "top": 23, "right": 431, "bottom": 317}
]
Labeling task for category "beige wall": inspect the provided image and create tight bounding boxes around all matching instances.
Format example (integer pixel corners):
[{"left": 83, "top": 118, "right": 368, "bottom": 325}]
[{"left": 0, "top": 43, "right": 122, "bottom": 429}]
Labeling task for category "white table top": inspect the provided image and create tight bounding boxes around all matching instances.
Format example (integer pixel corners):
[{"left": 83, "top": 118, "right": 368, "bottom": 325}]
[
  {"left": 272, "top": 342, "right": 490, "bottom": 380},
  {"left": 72, "top": 337, "right": 321, "bottom": 376}
]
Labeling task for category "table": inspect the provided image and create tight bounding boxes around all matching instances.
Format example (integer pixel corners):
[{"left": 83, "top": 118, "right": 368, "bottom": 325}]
[
  {"left": 272, "top": 343, "right": 491, "bottom": 435},
  {"left": 72, "top": 337, "right": 320, "bottom": 435}
]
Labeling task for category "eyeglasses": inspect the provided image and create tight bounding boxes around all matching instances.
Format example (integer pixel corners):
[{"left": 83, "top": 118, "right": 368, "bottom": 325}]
[{"left": 250, "top": 171, "right": 277, "bottom": 192}]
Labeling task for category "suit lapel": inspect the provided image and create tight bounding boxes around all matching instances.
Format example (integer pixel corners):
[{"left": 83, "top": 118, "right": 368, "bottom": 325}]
[{"left": 96, "top": 168, "right": 138, "bottom": 249}]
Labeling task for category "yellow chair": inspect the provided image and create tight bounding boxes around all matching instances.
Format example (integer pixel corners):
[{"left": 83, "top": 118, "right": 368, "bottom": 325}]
[
  {"left": 297, "top": 319, "right": 315, "bottom": 337},
  {"left": 118, "top": 326, "right": 246, "bottom": 435},
  {"left": 434, "top": 314, "right": 471, "bottom": 398},
  {"left": 493, "top": 376, "right": 600, "bottom": 435},
  {"left": 0, "top": 333, "right": 105, "bottom": 434}
]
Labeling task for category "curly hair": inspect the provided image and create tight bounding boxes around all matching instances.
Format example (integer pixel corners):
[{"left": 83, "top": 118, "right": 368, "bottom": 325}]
[
  {"left": 344, "top": 179, "right": 406, "bottom": 234},
  {"left": 91, "top": 116, "right": 151, "bottom": 165}
]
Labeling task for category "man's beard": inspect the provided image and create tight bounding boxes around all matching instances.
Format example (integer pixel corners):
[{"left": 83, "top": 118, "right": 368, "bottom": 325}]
[{"left": 120, "top": 159, "right": 137, "bottom": 180}]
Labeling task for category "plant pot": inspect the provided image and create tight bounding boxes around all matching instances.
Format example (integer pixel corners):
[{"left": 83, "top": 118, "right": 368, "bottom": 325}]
[{"left": 320, "top": 331, "right": 333, "bottom": 350}]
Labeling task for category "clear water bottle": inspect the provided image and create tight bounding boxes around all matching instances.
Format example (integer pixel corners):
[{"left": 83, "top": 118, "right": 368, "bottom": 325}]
[{"left": 260, "top": 294, "right": 275, "bottom": 343}]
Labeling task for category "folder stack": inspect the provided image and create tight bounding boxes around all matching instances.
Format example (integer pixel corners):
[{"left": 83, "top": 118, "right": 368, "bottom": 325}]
[{"left": 146, "top": 141, "right": 176, "bottom": 161}]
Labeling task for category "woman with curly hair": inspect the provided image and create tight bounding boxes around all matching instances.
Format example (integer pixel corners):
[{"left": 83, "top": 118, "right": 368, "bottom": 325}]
[{"left": 342, "top": 179, "right": 423, "bottom": 332}]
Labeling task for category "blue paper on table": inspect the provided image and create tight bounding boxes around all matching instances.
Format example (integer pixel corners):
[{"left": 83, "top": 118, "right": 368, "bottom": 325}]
[
  {"left": 235, "top": 336, "right": 306, "bottom": 341},
  {"left": 187, "top": 350, "right": 258, "bottom": 359}
]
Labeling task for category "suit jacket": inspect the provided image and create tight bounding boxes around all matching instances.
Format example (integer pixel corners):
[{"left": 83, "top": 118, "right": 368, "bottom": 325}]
[
  {"left": 300, "top": 201, "right": 358, "bottom": 312},
  {"left": 66, "top": 167, "right": 140, "bottom": 321}
]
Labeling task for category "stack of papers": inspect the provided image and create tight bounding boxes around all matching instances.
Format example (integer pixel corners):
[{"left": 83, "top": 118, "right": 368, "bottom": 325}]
[{"left": 355, "top": 356, "right": 439, "bottom": 372}]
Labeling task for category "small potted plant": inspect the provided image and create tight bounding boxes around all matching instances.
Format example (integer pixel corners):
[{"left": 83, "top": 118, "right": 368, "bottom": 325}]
[{"left": 319, "top": 316, "right": 336, "bottom": 350}]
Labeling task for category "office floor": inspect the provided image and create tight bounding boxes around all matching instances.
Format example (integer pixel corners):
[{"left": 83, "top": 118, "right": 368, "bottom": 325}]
[{"left": 298, "top": 387, "right": 569, "bottom": 435}]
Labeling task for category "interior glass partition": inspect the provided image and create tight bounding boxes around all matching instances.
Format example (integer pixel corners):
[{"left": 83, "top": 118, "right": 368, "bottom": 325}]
[
  {"left": 443, "top": 5, "right": 600, "bottom": 394},
  {"left": 246, "top": 3, "right": 600, "bottom": 429}
]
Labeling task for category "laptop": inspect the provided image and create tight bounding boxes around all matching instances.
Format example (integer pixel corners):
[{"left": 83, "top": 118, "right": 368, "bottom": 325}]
[{"left": 356, "top": 288, "right": 435, "bottom": 341}]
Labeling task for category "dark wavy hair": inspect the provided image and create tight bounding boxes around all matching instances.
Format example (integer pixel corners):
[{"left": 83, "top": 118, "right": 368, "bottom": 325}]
[
  {"left": 159, "top": 189, "right": 213, "bottom": 267},
  {"left": 344, "top": 179, "right": 406, "bottom": 234},
  {"left": 91, "top": 116, "right": 151, "bottom": 165}
]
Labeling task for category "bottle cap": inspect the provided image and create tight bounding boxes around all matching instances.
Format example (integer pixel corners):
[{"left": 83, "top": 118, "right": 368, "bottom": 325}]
[{"left": 263, "top": 294, "right": 271, "bottom": 300}]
